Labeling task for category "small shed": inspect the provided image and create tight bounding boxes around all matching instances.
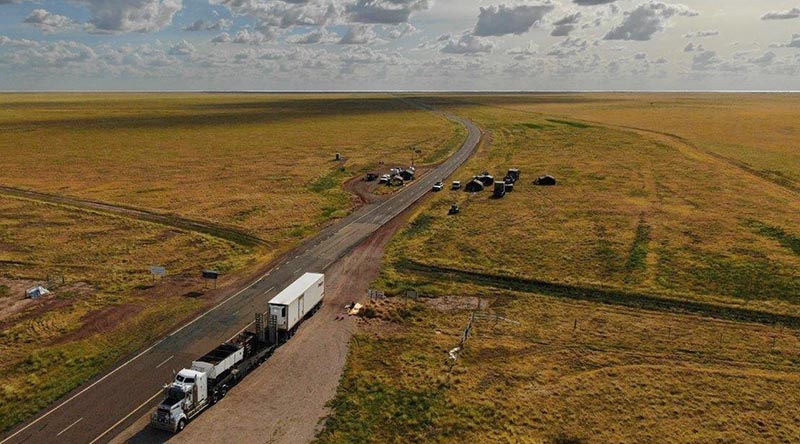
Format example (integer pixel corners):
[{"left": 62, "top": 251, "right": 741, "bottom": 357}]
[
  {"left": 534, "top": 175, "right": 557, "bottom": 186},
  {"left": 465, "top": 179, "right": 485, "bottom": 192},
  {"left": 26, "top": 285, "right": 50, "bottom": 299},
  {"left": 504, "top": 182, "right": 514, "bottom": 192},
  {"left": 507, "top": 168, "right": 521, "bottom": 182}
]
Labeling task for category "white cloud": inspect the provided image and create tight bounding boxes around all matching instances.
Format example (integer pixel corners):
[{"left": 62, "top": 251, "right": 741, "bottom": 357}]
[
  {"left": 684, "top": 42, "right": 703, "bottom": 52},
  {"left": 551, "top": 12, "right": 581, "bottom": 37},
  {"left": 209, "top": 0, "right": 431, "bottom": 29},
  {"left": 211, "top": 32, "right": 232, "bottom": 43},
  {"left": 287, "top": 28, "right": 338, "bottom": 44},
  {"left": 210, "top": 0, "right": 337, "bottom": 28},
  {"left": 441, "top": 32, "right": 494, "bottom": 54},
  {"left": 387, "top": 23, "right": 417, "bottom": 39},
  {"left": 749, "top": 51, "right": 776, "bottom": 67},
  {"left": 605, "top": 1, "right": 698, "bottom": 41},
  {"left": 770, "top": 33, "right": 800, "bottom": 49},
  {"left": 2, "top": 39, "right": 97, "bottom": 69},
  {"left": 573, "top": 0, "right": 616, "bottom": 5},
  {"left": 183, "top": 18, "right": 231, "bottom": 32},
  {"left": 691, "top": 49, "right": 719, "bottom": 70},
  {"left": 24, "top": 9, "right": 78, "bottom": 34},
  {"left": 232, "top": 28, "right": 271, "bottom": 45},
  {"left": 507, "top": 43, "right": 539, "bottom": 59},
  {"left": 683, "top": 30, "right": 718, "bottom": 38},
  {"left": 79, "top": 0, "right": 183, "bottom": 33},
  {"left": 761, "top": 7, "right": 800, "bottom": 20},
  {"left": 339, "top": 24, "right": 378, "bottom": 44},
  {"left": 346, "top": 0, "right": 431, "bottom": 24},
  {"left": 546, "top": 36, "right": 589, "bottom": 58},
  {"left": 474, "top": 3, "right": 555, "bottom": 37},
  {"left": 167, "top": 40, "right": 195, "bottom": 56}
]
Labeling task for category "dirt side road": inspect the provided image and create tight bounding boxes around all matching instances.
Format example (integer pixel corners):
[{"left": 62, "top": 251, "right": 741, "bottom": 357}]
[{"left": 111, "top": 208, "right": 413, "bottom": 444}]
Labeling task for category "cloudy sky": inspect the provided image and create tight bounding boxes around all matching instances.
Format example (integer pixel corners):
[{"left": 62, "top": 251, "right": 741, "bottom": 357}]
[{"left": 1, "top": 0, "right": 799, "bottom": 91}]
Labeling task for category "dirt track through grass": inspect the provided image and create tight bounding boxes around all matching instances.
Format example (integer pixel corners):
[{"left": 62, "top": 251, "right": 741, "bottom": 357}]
[
  {"left": 0, "top": 185, "right": 264, "bottom": 247},
  {"left": 397, "top": 260, "right": 800, "bottom": 328}
]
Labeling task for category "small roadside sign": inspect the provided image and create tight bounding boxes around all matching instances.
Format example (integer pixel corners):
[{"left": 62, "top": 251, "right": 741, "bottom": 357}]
[
  {"left": 150, "top": 266, "right": 166, "bottom": 283},
  {"left": 202, "top": 270, "right": 220, "bottom": 289},
  {"left": 202, "top": 270, "right": 220, "bottom": 280}
]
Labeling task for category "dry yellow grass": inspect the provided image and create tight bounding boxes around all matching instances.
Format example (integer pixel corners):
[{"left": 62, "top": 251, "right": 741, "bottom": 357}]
[
  {"left": 321, "top": 295, "right": 800, "bottom": 444},
  {"left": 379, "top": 97, "right": 800, "bottom": 312},
  {"left": 450, "top": 93, "right": 800, "bottom": 190},
  {"left": 0, "top": 93, "right": 461, "bottom": 431},
  {"left": 318, "top": 94, "right": 800, "bottom": 444},
  {"left": 0, "top": 93, "right": 460, "bottom": 239}
]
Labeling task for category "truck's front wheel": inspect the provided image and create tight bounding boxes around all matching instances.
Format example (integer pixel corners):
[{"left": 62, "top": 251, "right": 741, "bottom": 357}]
[{"left": 177, "top": 419, "right": 186, "bottom": 433}]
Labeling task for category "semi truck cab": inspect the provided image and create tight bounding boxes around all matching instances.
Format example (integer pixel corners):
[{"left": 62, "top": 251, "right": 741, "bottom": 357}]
[{"left": 151, "top": 369, "right": 208, "bottom": 432}]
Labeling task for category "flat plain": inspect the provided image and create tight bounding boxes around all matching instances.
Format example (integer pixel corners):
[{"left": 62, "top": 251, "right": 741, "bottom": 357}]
[
  {"left": 318, "top": 94, "right": 800, "bottom": 444},
  {"left": 0, "top": 93, "right": 460, "bottom": 431}
]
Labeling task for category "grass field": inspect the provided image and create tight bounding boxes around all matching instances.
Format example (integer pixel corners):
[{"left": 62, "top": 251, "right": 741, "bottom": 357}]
[
  {"left": 449, "top": 93, "right": 800, "bottom": 192},
  {"left": 318, "top": 94, "right": 800, "bottom": 444},
  {"left": 0, "top": 93, "right": 460, "bottom": 432},
  {"left": 0, "top": 93, "right": 461, "bottom": 238}
]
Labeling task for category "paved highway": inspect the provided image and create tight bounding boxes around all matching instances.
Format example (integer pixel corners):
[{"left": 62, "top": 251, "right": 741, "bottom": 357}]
[{"left": 0, "top": 104, "right": 481, "bottom": 444}]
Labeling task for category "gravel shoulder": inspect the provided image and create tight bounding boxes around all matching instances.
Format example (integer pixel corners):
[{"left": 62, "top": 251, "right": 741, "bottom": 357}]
[{"left": 111, "top": 204, "right": 415, "bottom": 444}]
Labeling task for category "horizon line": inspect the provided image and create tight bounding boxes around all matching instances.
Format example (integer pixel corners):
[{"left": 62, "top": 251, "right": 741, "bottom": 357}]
[{"left": 2, "top": 89, "right": 800, "bottom": 94}]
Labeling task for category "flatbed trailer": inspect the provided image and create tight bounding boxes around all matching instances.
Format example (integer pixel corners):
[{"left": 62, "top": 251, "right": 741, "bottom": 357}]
[
  {"left": 151, "top": 272, "right": 325, "bottom": 434},
  {"left": 151, "top": 330, "right": 277, "bottom": 432}
]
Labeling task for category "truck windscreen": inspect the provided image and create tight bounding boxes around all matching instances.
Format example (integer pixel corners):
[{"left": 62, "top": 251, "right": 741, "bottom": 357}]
[{"left": 166, "top": 386, "right": 186, "bottom": 404}]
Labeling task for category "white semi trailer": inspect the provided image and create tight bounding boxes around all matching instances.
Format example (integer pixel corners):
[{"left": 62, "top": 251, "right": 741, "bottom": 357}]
[
  {"left": 269, "top": 272, "right": 324, "bottom": 340},
  {"left": 151, "top": 272, "right": 325, "bottom": 433}
]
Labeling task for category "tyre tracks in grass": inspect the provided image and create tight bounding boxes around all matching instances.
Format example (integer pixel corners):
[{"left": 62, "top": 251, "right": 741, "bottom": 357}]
[{"left": 0, "top": 185, "right": 265, "bottom": 248}]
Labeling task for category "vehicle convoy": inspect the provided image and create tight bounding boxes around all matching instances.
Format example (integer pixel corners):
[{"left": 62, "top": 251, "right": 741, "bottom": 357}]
[{"left": 151, "top": 273, "right": 325, "bottom": 433}]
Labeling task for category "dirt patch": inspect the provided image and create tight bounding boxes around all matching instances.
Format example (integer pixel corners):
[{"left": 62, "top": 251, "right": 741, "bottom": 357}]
[
  {"left": 0, "top": 278, "right": 95, "bottom": 328},
  {"left": 424, "top": 296, "right": 482, "bottom": 313},
  {"left": 343, "top": 175, "right": 386, "bottom": 205},
  {"left": 53, "top": 303, "right": 144, "bottom": 345},
  {"left": 344, "top": 164, "right": 438, "bottom": 206}
]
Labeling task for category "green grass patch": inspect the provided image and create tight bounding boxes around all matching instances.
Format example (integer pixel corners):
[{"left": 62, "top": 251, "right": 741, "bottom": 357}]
[
  {"left": 747, "top": 220, "right": 800, "bottom": 257},
  {"left": 626, "top": 220, "right": 651, "bottom": 274},
  {"left": 404, "top": 214, "right": 436, "bottom": 238},
  {"left": 309, "top": 168, "right": 350, "bottom": 193},
  {"left": 519, "top": 122, "right": 551, "bottom": 130},
  {"left": 421, "top": 122, "right": 466, "bottom": 164},
  {"left": 317, "top": 334, "right": 467, "bottom": 444}
]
